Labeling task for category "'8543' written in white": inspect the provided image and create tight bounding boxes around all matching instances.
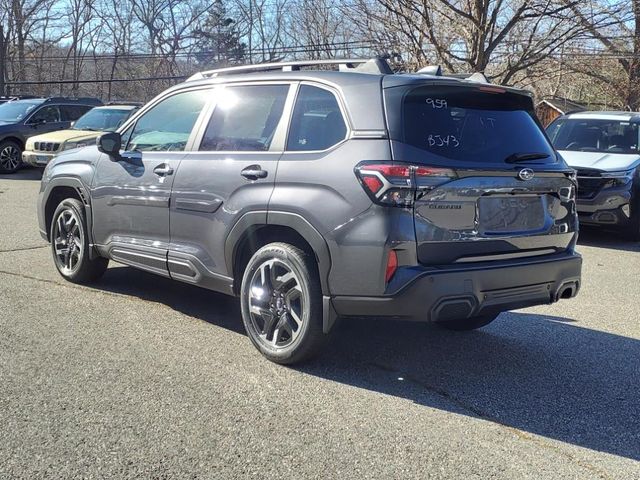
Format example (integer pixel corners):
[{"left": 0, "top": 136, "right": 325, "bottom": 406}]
[{"left": 428, "top": 134, "right": 460, "bottom": 148}]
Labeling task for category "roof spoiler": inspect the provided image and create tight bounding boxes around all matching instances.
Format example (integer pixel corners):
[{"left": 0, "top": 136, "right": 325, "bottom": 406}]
[{"left": 415, "top": 66, "right": 489, "bottom": 83}]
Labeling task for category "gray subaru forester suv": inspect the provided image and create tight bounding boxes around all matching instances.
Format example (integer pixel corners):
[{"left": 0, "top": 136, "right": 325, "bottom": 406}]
[{"left": 37, "top": 58, "right": 582, "bottom": 364}]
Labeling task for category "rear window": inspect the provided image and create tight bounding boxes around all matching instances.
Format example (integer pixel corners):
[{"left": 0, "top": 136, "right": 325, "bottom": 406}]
[{"left": 390, "top": 85, "right": 555, "bottom": 165}]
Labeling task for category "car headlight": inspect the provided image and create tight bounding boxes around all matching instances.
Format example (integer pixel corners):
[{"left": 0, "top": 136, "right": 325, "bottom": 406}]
[
  {"left": 600, "top": 169, "right": 636, "bottom": 186},
  {"left": 62, "top": 141, "right": 90, "bottom": 151}
]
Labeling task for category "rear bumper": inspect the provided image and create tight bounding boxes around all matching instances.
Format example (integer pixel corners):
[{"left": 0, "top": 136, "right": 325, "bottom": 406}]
[{"left": 331, "top": 253, "right": 582, "bottom": 322}]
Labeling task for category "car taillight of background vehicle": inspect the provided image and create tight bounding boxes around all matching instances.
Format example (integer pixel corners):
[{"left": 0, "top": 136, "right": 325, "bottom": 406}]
[{"left": 355, "top": 162, "right": 457, "bottom": 207}]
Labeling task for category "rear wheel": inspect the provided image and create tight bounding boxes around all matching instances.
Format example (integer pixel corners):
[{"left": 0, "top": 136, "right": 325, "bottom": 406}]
[
  {"left": 240, "top": 242, "right": 326, "bottom": 365},
  {"left": 0, "top": 140, "right": 22, "bottom": 174},
  {"left": 436, "top": 313, "right": 499, "bottom": 331},
  {"left": 50, "top": 198, "right": 109, "bottom": 283}
]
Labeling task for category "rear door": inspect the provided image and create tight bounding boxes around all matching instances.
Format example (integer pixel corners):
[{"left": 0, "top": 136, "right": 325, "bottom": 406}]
[
  {"left": 385, "top": 83, "right": 577, "bottom": 265},
  {"left": 167, "top": 82, "right": 294, "bottom": 289}
]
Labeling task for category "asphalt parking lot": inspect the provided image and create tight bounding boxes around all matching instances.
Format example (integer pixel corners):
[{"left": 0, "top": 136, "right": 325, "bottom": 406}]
[{"left": 0, "top": 168, "right": 639, "bottom": 479}]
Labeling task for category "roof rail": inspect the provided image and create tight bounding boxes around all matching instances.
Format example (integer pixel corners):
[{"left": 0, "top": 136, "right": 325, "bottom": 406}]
[
  {"left": 105, "top": 101, "right": 143, "bottom": 107},
  {"left": 44, "top": 96, "right": 102, "bottom": 104},
  {"left": 187, "top": 57, "right": 393, "bottom": 81}
]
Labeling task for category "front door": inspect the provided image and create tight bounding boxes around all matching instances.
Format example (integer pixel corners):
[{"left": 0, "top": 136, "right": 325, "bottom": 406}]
[
  {"left": 91, "top": 88, "right": 210, "bottom": 276},
  {"left": 168, "top": 83, "right": 294, "bottom": 291}
]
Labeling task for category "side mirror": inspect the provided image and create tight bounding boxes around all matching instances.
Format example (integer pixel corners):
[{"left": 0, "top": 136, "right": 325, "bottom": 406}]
[
  {"left": 97, "top": 131, "right": 122, "bottom": 159},
  {"left": 70, "top": 121, "right": 75, "bottom": 127}
]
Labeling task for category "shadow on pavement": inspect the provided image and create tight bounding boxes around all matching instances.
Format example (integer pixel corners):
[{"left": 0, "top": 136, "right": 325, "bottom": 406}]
[
  {"left": 577, "top": 225, "right": 640, "bottom": 252},
  {"left": 0, "top": 166, "right": 43, "bottom": 181},
  {"left": 93, "top": 264, "right": 640, "bottom": 462}
]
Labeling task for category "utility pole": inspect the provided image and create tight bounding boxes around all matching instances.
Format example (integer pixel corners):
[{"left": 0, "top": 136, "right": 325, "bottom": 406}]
[{"left": 248, "top": 0, "right": 253, "bottom": 64}]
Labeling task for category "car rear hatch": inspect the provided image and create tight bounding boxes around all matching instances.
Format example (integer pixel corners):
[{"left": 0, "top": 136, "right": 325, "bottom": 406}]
[{"left": 383, "top": 79, "right": 578, "bottom": 266}]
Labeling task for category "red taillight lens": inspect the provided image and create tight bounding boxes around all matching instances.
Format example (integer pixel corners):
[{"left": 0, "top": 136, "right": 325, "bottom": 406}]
[
  {"left": 385, "top": 250, "right": 398, "bottom": 283},
  {"left": 355, "top": 162, "right": 456, "bottom": 207}
]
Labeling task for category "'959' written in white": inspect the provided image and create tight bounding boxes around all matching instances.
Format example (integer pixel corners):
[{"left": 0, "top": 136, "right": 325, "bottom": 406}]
[
  {"left": 425, "top": 98, "right": 448, "bottom": 109},
  {"left": 428, "top": 134, "right": 460, "bottom": 148}
]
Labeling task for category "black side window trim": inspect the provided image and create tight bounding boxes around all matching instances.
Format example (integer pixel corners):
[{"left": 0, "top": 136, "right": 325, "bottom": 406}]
[{"left": 284, "top": 83, "right": 350, "bottom": 153}]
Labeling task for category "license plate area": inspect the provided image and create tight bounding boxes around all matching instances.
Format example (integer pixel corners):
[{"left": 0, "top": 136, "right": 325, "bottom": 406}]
[{"left": 478, "top": 195, "right": 546, "bottom": 235}]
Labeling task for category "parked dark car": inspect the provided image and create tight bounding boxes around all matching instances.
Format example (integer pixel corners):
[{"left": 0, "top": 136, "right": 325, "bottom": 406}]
[
  {"left": 22, "top": 104, "right": 141, "bottom": 168},
  {"left": 547, "top": 111, "right": 640, "bottom": 240},
  {"left": 37, "top": 58, "right": 582, "bottom": 364},
  {"left": 0, "top": 97, "right": 102, "bottom": 173}
]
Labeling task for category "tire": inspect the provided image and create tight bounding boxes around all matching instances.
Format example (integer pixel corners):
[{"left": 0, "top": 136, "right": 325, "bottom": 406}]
[
  {"left": 435, "top": 313, "right": 499, "bottom": 331},
  {"left": 240, "top": 242, "right": 326, "bottom": 365},
  {"left": 0, "top": 139, "right": 22, "bottom": 174},
  {"left": 50, "top": 198, "right": 109, "bottom": 284},
  {"left": 625, "top": 196, "right": 640, "bottom": 242}
]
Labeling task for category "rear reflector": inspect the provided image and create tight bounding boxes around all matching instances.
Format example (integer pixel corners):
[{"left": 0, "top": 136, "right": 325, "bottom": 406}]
[
  {"left": 362, "top": 175, "right": 383, "bottom": 194},
  {"left": 385, "top": 250, "right": 398, "bottom": 283}
]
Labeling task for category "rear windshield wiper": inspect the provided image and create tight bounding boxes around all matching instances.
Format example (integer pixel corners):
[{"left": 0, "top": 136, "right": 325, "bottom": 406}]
[{"left": 505, "top": 152, "right": 551, "bottom": 163}]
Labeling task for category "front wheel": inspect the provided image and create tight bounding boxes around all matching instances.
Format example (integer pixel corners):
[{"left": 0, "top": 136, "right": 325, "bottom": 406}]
[
  {"left": 240, "top": 242, "right": 326, "bottom": 365},
  {"left": 435, "top": 313, "right": 499, "bottom": 331},
  {"left": 50, "top": 198, "right": 109, "bottom": 283},
  {"left": 625, "top": 198, "right": 640, "bottom": 242},
  {"left": 0, "top": 140, "right": 22, "bottom": 174}
]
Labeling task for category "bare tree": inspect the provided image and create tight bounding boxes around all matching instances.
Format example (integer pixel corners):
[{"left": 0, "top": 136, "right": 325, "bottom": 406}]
[
  {"left": 564, "top": 0, "right": 640, "bottom": 110},
  {"left": 356, "top": 0, "right": 586, "bottom": 83}
]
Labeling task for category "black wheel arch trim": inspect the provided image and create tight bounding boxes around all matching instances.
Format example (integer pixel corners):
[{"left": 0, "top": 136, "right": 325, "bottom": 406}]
[
  {"left": 42, "top": 176, "right": 97, "bottom": 258},
  {"left": 225, "top": 210, "right": 333, "bottom": 297}
]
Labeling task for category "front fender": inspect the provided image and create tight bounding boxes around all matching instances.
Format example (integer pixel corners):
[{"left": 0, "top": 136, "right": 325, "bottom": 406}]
[{"left": 38, "top": 176, "right": 91, "bottom": 238}]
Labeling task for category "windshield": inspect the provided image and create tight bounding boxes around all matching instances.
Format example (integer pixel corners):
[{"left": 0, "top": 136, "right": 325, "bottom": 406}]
[
  {"left": 547, "top": 118, "right": 640, "bottom": 154},
  {"left": 0, "top": 101, "right": 41, "bottom": 122},
  {"left": 389, "top": 85, "right": 556, "bottom": 165},
  {"left": 73, "top": 108, "right": 133, "bottom": 131}
]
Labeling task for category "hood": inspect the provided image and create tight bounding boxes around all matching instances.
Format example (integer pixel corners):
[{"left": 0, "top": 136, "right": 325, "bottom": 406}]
[
  {"left": 45, "top": 145, "right": 101, "bottom": 171},
  {"left": 27, "top": 129, "right": 100, "bottom": 147},
  {"left": 0, "top": 120, "right": 17, "bottom": 128},
  {"left": 558, "top": 150, "right": 640, "bottom": 172}
]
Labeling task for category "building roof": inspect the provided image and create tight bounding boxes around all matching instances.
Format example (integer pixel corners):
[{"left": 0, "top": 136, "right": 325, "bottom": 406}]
[{"left": 537, "top": 96, "right": 586, "bottom": 115}]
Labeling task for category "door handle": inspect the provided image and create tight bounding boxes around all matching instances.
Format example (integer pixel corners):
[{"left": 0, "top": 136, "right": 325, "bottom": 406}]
[
  {"left": 241, "top": 165, "right": 268, "bottom": 180},
  {"left": 153, "top": 164, "right": 174, "bottom": 176}
]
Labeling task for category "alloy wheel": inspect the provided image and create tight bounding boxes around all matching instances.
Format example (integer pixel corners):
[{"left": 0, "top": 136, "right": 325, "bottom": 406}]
[
  {"left": 248, "top": 258, "right": 306, "bottom": 349},
  {"left": 52, "top": 208, "right": 84, "bottom": 275},
  {"left": 0, "top": 145, "right": 20, "bottom": 171}
]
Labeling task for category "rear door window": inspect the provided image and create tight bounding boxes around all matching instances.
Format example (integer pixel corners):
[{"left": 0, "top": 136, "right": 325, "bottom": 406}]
[
  {"left": 61, "top": 105, "right": 93, "bottom": 121},
  {"left": 389, "top": 85, "right": 556, "bottom": 165},
  {"left": 286, "top": 85, "right": 347, "bottom": 151}
]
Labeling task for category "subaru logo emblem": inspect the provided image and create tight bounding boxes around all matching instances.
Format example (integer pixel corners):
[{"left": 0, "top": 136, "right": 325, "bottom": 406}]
[{"left": 518, "top": 168, "right": 535, "bottom": 181}]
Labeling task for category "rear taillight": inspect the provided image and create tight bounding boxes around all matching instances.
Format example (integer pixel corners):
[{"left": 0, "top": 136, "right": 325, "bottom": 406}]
[{"left": 355, "top": 162, "right": 456, "bottom": 207}]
